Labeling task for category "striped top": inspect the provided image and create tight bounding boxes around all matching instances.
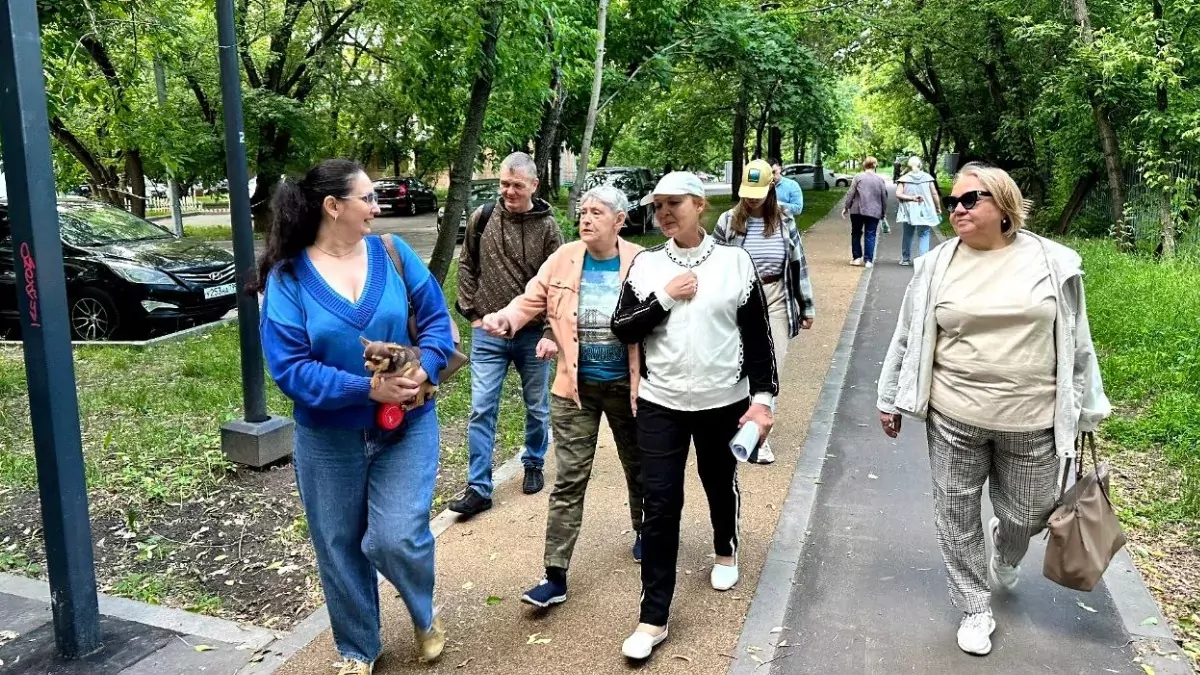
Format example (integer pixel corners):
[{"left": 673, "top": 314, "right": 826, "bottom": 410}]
[{"left": 739, "top": 217, "right": 788, "bottom": 277}]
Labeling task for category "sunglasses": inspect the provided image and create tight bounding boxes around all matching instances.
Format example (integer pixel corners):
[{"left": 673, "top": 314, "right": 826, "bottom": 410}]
[{"left": 942, "top": 190, "right": 992, "bottom": 211}]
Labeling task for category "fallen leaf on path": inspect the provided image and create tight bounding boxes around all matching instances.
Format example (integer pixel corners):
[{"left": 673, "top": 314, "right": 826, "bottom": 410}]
[
  {"left": 194, "top": 645, "right": 214, "bottom": 652},
  {"left": 462, "top": 581, "right": 474, "bottom": 590},
  {"left": 457, "top": 657, "right": 474, "bottom": 668},
  {"left": 778, "top": 640, "right": 789, "bottom": 647},
  {"left": 485, "top": 596, "right": 502, "bottom": 606},
  {"left": 770, "top": 626, "right": 789, "bottom": 634},
  {"left": 1141, "top": 617, "right": 1159, "bottom": 626},
  {"left": 1076, "top": 601, "right": 1097, "bottom": 613},
  {"left": 868, "top": 473, "right": 878, "bottom": 480},
  {"left": 489, "top": 553, "right": 498, "bottom": 561},
  {"left": 526, "top": 633, "right": 552, "bottom": 645},
  {"left": 1141, "top": 665, "right": 1156, "bottom": 675},
  {"left": 671, "top": 655, "right": 692, "bottom": 662}
]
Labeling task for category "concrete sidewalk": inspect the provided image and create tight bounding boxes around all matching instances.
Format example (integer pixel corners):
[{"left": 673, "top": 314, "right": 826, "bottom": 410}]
[
  {"left": 757, "top": 219, "right": 1188, "bottom": 674},
  {"left": 271, "top": 204, "right": 866, "bottom": 674},
  {"left": 0, "top": 573, "right": 275, "bottom": 674}
]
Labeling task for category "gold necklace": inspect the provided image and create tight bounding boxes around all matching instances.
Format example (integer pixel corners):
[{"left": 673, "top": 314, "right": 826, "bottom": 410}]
[{"left": 314, "top": 243, "right": 359, "bottom": 258}]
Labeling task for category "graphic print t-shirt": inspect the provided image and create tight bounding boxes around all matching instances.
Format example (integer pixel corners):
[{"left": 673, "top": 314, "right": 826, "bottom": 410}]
[{"left": 577, "top": 252, "right": 628, "bottom": 383}]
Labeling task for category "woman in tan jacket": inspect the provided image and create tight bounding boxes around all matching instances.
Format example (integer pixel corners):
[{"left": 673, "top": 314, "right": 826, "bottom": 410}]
[{"left": 481, "top": 184, "right": 644, "bottom": 609}]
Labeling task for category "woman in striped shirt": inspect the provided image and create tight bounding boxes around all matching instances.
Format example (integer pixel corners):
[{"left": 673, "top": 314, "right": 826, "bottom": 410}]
[{"left": 714, "top": 159, "right": 816, "bottom": 464}]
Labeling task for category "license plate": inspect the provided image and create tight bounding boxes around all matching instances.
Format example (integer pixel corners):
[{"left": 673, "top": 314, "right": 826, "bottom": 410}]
[{"left": 203, "top": 283, "right": 236, "bottom": 300}]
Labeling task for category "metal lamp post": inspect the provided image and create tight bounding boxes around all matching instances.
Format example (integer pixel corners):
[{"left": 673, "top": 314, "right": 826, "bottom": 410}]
[
  {"left": 214, "top": 0, "right": 293, "bottom": 466},
  {"left": 0, "top": 0, "right": 101, "bottom": 658}
]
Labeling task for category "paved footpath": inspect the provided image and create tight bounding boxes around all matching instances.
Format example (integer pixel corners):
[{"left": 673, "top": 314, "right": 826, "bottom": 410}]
[
  {"left": 767, "top": 216, "right": 1186, "bottom": 674},
  {"left": 273, "top": 203, "right": 866, "bottom": 674}
]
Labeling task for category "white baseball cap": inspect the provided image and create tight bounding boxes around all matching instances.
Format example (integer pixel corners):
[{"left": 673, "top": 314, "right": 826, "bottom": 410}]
[{"left": 640, "top": 171, "right": 706, "bottom": 205}]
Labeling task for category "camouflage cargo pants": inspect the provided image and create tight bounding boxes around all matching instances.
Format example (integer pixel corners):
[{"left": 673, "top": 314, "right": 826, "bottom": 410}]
[{"left": 544, "top": 379, "right": 643, "bottom": 570}]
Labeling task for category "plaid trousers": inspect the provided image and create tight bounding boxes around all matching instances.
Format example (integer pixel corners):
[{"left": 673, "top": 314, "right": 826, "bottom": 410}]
[{"left": 925, "top": 408, "right": 1060, "bottom": 614}]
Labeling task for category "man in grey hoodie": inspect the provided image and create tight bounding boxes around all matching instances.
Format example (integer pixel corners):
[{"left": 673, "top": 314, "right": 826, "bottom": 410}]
[
  {"left": 842, "top": 156, "right": 890, "bottom": 267},
  {"left": 451, "top": 152, "right": 564, "bottom": 515}
]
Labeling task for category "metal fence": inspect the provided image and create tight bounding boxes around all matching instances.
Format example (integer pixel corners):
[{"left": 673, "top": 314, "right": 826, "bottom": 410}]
[{"left": 1076, "top": 159, "right": 1200, "bottom": 251}]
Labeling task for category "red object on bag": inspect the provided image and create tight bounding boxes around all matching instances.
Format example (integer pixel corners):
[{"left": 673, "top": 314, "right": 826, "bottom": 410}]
[{"left": 377, "top": 403, "right": 405, "bottom": 430}]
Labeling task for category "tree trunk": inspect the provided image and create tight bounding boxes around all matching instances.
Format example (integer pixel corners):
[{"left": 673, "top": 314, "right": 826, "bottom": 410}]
[
  {"left": 768, "top": 126, "right": 782, "bottom": 164},
  {"left": 566, "top": 0, "right": 610, "bottom": 218},
  {"left": 49, "top": 117, "right": 122, "bottom": 206},
  {"left": 598, "top": 141, "right": 613, "bottom": 167},
  {"left": 798, "top": 132, "right": 807, "bottom": 163},
  {"left": 1056, "top": 172, "right": 1098, "bottom": 235},
  {"left": 551, "top": 133, "right": 562, "bottom": 196},
  {"left": 428, "top": 0, "right": 504, "bottom": 284},
  {"left": 1154, "top": 0, "right": 1175, "bottom": 259},
  {"left": 753, "top": 105, "right": 768, "bottom": 159},
  {"left": 792, "top": 127, "right": 800, "bottom": 163},
  {"left": 534, "top": 19, "right": 564, "bottom": 203},
  {"left": 125, "top": 149, "right": 147, "bottom": 218},
  {"left": 1070, "top": 0, "right": 1126, "bottom": 244},
  {"left": 731, "top": 89, "right": 748, "bottom": 200}
]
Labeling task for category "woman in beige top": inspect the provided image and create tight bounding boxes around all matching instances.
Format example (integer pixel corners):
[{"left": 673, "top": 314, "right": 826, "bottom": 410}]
[{"left": 875, "top": 163, "right": 1110, "bottom": 657}]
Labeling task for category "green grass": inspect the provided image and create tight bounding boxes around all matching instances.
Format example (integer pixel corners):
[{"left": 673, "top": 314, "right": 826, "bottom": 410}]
[
  {"left": 0, "top": 263, "right": 527, "bottom": 506},
  {"left": 181, "top": 224, "right": 261, "bottom": 242},
  {"left": 1076, "top": 239, "right": 1200, "bottom": 522}
]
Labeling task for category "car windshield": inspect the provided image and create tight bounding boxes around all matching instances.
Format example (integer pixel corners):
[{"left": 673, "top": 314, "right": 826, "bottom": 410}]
[
  {"left": 58, "top": 203, "right": 173, "bottom": 246},
  {"left": 470, "top": 182, "right": 499, "bottom": 200},
  {"left": 582, "top": 171, "right": 638, "bottom": 193}
]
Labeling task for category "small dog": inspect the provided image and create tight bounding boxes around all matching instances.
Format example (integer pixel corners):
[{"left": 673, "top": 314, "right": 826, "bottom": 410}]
[{"left": 360, "top": 336, "right": 438, "bottom": 407}]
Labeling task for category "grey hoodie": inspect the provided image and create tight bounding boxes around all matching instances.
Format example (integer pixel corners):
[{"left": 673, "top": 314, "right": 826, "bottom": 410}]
[{"left": 876, "top": 231, "right": 1111, "bottom": 459}]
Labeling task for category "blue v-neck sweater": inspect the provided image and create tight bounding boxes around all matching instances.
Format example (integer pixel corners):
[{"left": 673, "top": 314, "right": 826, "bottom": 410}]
[{"left": 260, "top": 235, "right": 455, "bottom": 429}]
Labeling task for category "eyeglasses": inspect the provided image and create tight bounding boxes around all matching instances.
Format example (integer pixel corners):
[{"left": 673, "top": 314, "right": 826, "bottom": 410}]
[
  {"left": 942, "top": 190, "right": 992, "bottom": 211},
  {"left": 340, "top": 192, "right": 378, "bottom": 205}
]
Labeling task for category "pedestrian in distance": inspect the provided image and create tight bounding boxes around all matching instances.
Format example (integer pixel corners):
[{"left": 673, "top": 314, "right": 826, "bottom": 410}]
[
  {"left": 895, "top": 156, "right": 943, "bottom": 265},
  {"left": 876, "top": 162, "right": 1111, "bottom": 656},
  {"left": 611, "top": 171, "right": 778, "bottom": 661},
  {"left": 479, "top": 183, "right": 647, "bottom": 609},
  {"left": 256, "top": 159, "right": 457, "bottom": 674},
  {"left": 449, "top": 152, "right": 564, "bottom": 516},
  {"left": 714, "top": 158, "right": 815, "bottom": 465},
  {"left": 841, "top": 155, "right": 890, "bottom": 267}
]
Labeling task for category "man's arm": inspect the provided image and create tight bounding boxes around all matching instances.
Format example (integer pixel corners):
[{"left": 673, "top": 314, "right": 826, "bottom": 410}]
[{"left": 454, "top": 206, "right": 485, "bottom": 321}]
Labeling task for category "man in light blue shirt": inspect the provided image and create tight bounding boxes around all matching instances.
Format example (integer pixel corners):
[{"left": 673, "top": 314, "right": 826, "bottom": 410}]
[{"left": 771, "top": 158, "right": 804, "bottom": 216}]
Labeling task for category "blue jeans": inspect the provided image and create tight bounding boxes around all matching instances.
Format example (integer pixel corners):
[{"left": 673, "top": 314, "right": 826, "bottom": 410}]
[
  {"left": 850, "top": 214, "right": 879, "bottom": 262},
  {"left": 467, "top": 324, "right": 551, "bottom": 498},
  {"left": 901, "top": 222, "right": 933, "bottom": 262},
  {"left": 293, "top": 411, "right": 439, "bottom": 663}
]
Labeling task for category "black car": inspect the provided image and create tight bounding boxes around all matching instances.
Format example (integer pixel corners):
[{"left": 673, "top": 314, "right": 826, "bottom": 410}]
[
  {"left": 577, "top": 167, "right": 656, "bottom": 234},
  {"left": 436, "top": 179, "right": 501, "bottom": 243},
  {"left": 0, "top": 197, "right": 239, "bottom": 341},
  {"left": 374, "top": 176, "right": 438, "bottom": 216}
]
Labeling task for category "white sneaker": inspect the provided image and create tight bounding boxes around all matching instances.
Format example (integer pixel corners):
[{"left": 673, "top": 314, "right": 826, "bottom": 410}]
[
  {"left": 850, "top": 258, "right": 863, "bottom": 266},
  {"left": 621, "top": 626, "right": 668, "bottom": 659},
  {"left": 899, "top": 259, "right": 912, "bottom": 266},
  {"left": 987, "top": 516, "right": 1020, "bottom": 591},
  {"left": 957, "top": 611, "right": 996, "bottom": 655},
  {"left": 751, "top": 441, "right": 775, "bottom": 464},
  {"left": 711, "top": 562, "right": 739, "bottom": 591},
  {"left": 865, "top": 261, "right": 874, "bottom": 268}
]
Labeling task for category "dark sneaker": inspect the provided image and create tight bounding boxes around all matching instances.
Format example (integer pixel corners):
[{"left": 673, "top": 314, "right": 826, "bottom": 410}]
[
  {"left": 632, "top": 534, "right": 643, "bottom": 563},
  {"left": 523, "top": 467, "right": 544, "bottom": 495},
  {"left": 521, "top": 577, "right": 567, "bottom": 608},
  {"left": 448, "top": 489, "right": 492, "bottom": 516}
]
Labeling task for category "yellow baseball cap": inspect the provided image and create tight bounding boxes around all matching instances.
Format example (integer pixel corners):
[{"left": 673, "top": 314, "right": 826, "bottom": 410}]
[{"left": 740, "top": 159, "right": 773, "bottom": 200}]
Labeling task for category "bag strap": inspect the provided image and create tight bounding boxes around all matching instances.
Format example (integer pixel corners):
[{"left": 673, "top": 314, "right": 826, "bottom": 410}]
[
  {"left": 380, "top": 234, "right": 419, "bottom": 344},
  {"left": 471, "top": 200, "right": 497, "bottom": 277}
]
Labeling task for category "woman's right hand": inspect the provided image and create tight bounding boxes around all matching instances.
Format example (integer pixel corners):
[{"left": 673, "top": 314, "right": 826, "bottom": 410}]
[
  {"left": 664, "top": 271, "right": 698, "bottom": 301},
  {"left": 481, "top": 312, "right": 511, "bottom": 337},
  {"left": 879, "top": 411, "right": 902, "bottom": 438},
  {"left": 370, "top": 375, "right": 421, "bottom": 405}
]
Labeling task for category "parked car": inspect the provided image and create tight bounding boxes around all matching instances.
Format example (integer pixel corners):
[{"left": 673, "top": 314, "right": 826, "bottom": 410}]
[
  {"left": 576, "top": 167, "right": 656, "bottom": 234},
  {"left": 436, "top": 179, "right": 501, "bottom": 242},
  {"left": 782, "top": 163, "right": 841, "bottom": 190},
  {"left": 0, "top": 197, "right": 239, "bottom": 341},
  {"left": 374, "top": 176, "right": 439, "bottom": 216}
]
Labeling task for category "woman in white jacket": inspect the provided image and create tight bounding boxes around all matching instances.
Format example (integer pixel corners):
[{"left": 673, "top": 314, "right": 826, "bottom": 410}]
[{"left": 876, "top": 163, "right": 1110, "bottom": 657}]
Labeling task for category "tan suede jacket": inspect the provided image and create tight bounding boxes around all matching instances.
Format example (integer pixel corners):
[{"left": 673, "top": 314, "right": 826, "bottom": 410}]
[{"left": 496, "top": 239, "right": 643, "bottom": 411}]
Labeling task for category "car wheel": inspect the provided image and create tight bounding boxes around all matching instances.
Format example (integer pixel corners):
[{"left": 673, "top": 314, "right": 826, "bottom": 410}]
[
  {"left": 70, "top": 289, "right": 120, "bottom": 341},
  {"left": 836, "top": 179, "right": 849, "bottom": 187}
]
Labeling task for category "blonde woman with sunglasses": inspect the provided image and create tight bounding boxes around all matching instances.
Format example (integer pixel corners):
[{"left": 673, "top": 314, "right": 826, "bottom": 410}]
[{"left": 876, "top": 162, "right": 1110, "bottom": 657}]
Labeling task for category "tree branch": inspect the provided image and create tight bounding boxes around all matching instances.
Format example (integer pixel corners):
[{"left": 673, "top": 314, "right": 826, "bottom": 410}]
[
  {"left": 598, "top": 36, "right": 690, "bottom": 113},
  {"left": 281, "top": 0, "right": 365, "bottom": 95},
  {"left": 184, "top": 73, "right": 216, "bottom": 125}
]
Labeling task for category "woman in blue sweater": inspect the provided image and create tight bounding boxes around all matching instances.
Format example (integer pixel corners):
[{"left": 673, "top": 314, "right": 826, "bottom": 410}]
[{"left": 255, "top": 159, "right": 456, "bottom": 674}]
